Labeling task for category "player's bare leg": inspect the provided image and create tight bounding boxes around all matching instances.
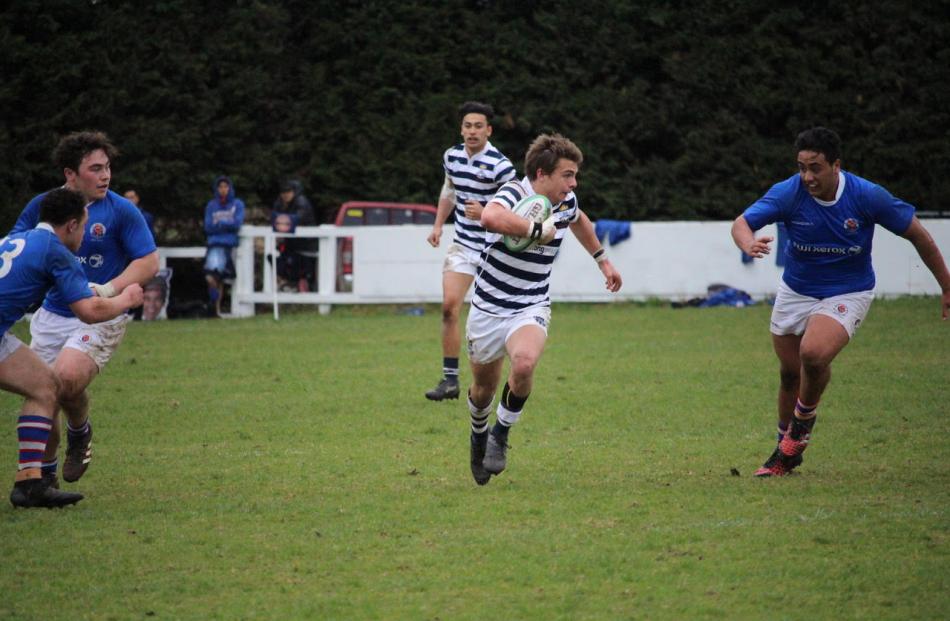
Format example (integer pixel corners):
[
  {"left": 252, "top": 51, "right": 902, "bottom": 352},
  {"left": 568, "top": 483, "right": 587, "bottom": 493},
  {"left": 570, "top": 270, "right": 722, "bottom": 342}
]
[
  {"left": 756, "top": 334, "right": 803, "bottom": 477},
  {"left": 779, "top": 315, "right": 850, "bottom": 461},
  {"left": 2, "top": 346, "right": 83, "bottom": 508},
  {"left": 426, "top": 271, "right": 473, "bottom": 401},
  {"left": 48, "top": 348, "right": 98, "bottom": 483},
  {"left": 468, "top": 356, "right": 504, "bottom": 484},
  {"left": 482, "top": 325, "right": 547, "bottom": 475}
]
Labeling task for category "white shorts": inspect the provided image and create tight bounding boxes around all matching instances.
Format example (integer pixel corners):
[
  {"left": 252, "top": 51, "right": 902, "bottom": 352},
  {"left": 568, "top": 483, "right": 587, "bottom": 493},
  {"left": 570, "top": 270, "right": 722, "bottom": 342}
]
[
  {"left": 443, "top": 243, "right": 481, "bottom": 277},
  {"left": 770, "top": 281, "right": 873, "bottom": 340},
  {"left": 0, "top": 331, "right": 24, "bottom": 363},
  {"left": 29, "top": 307, "right": 132, "bottom": 370},
  {"left": 466, "top": 304, "right": 551, "bottom": 364}
]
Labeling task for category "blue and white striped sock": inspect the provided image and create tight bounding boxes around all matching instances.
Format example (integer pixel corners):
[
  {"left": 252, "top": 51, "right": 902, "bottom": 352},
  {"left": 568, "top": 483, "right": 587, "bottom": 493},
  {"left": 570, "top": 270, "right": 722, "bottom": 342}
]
[{"left": 17, "top": 415, "right": 52, "bottom": 473}]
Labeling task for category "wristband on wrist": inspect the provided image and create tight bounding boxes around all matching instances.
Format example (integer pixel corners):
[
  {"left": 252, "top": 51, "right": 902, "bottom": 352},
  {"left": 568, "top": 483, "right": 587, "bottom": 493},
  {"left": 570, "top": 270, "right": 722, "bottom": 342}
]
[
  {"left": 529, "top": 221, "right": 542, "bottom": 241},
  {"left": 592, "top": 248, "right": 607, "bottom": 263}
]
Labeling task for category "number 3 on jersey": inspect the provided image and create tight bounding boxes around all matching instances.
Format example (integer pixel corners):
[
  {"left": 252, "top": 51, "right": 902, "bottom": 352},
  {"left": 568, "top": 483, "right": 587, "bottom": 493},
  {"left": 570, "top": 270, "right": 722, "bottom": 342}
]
[{"left": 0, "top": 237, "right": 27, "bottom": 278}]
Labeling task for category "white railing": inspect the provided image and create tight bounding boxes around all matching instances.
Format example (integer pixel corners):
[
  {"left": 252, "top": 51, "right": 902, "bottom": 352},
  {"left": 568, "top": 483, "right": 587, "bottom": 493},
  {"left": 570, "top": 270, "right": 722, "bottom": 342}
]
[{"left": 158, "top": 219, "right": 950, "bottom": 319}]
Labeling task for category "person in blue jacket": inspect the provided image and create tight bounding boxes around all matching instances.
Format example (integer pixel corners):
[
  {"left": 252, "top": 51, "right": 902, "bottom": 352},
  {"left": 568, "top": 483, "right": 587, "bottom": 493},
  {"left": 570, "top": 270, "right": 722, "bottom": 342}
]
[
  {"left": 12, "top": 131, "right": 158, "bottom": 488},
  {"left": 2, "top": 188, "right": 143, "bottom": 507},
  {"left": 204, "top": 176, "right": 245, "bottom": 317},
  {"left": 732, "top": 127, "right": 950, "bottom": 477}
]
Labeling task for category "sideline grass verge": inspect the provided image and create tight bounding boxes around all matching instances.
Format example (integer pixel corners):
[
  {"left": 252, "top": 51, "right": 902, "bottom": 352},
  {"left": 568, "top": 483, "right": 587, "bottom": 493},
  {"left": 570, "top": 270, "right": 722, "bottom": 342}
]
[{"left": 1, "top": 298, "right": 947, "bottom": 620}]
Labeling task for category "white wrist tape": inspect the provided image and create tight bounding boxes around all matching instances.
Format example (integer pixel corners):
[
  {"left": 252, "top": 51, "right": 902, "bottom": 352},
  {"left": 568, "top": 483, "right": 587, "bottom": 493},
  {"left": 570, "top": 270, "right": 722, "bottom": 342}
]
[{"left": 90, "top": 281, "right": 117, "bottom": 298}]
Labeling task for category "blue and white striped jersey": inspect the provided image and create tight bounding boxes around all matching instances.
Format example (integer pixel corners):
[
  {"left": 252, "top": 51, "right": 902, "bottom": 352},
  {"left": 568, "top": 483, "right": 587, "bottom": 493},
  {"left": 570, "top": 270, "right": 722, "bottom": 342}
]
[
  {"left": 472, "top": 177, "right": 580, "bottom": 316},
  {"left": 443, "top": 140, "right": 516, "bottom": 254}
]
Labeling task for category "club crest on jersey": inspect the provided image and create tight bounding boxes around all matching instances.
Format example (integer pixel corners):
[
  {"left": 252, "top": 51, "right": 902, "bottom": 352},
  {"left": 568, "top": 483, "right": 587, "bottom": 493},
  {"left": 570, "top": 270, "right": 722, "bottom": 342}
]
[
  {"left": 833, "top": 303, "right": 848, "bottom": 315},
  {"left": 89, "top": 223, "right": 107, "bottom": 239},
  {"left": 843, "top": 218, "right": 859, "bottom": 233},
  {"left": 81, "top": 334, "right": 91, "bottom": 343}
]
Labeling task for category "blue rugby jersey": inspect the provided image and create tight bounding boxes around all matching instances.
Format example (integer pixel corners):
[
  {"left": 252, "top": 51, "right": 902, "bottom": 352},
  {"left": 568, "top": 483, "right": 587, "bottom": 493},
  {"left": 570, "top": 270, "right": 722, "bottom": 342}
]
[
  {"left": 0, "top": 224, "right": 92, "bottom": 336},
  {"left": 13, "top": 189, "right": 156, "bottom": 317},
  {"left": 743, "top": 171, "right": 914, "bottom": 299},
  {"left": 443, "top": 140, "right": 516, "bottom": 254},
  {"left": 472, "top": 177, "right": 580, "bottom": 316}
]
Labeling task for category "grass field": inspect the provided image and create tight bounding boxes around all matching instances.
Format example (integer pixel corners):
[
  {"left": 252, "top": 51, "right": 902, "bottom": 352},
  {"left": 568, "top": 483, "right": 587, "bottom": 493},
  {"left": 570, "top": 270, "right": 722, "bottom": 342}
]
[{"left": 1, "top": 298, "right": 948, "bottom": 620}]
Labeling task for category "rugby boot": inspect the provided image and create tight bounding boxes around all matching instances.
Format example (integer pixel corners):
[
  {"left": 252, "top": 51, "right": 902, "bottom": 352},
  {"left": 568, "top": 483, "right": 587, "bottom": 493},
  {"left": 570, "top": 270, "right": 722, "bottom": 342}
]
[
  {"left": 754, "top": 446, "right": 803, "bottom": 477},
  {"left": 42, "top": 470, "right": 59, "bottom": 489},
  {"left": 470, "top": 432, "right": 491, "bottom": 485},
  {"left": 482, "top": 433, "right": 509, "bottom": 475},
  {"left": 10, "top": 474, "right": 83, "bottom": 508},
  {"left": 63, "top": 421, "right": 93, "bottom": 482},
  {"left": 779, "top": 416, "right": 815, "bottom": 459},
  {"left": 425, "top": 378, "right": 460, "bottom": 401}
]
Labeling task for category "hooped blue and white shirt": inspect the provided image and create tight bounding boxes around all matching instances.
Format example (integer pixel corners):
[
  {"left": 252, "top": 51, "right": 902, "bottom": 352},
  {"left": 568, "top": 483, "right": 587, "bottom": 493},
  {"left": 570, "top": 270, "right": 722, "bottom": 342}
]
[
  {"left": 443, "top": 140, "right": 516, "bottom": 255},
  {"left": 472, "top": 177, "right": 580, "bottom": 316}
]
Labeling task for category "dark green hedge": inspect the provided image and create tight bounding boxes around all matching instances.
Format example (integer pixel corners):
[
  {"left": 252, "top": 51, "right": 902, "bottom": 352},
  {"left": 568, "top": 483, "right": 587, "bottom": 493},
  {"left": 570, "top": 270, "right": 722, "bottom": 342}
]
[{"left": 2, "top": 1, "right": 948, "bottom": 241}]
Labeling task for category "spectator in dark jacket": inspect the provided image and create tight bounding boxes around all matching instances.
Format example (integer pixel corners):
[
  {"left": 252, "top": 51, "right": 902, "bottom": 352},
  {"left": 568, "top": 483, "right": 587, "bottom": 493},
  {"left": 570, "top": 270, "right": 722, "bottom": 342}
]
[
  {"left": 204, "top": 176, "right": 244, "bottom": 317},
  {"left": 270, "top": 179, "right": 317, "bottom": 291}
]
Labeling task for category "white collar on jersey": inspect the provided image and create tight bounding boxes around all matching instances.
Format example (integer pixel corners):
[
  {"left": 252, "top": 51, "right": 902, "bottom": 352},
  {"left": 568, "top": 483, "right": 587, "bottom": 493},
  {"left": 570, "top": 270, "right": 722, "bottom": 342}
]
[
  {"left": 464, "top": 140, "right": 493, "bottom": 160},
  {"left": 813, "top": 171, "right": 846, "bottom": 207},
  {"left": 35, "top": 222, "right": 55, "bottom": 233}
]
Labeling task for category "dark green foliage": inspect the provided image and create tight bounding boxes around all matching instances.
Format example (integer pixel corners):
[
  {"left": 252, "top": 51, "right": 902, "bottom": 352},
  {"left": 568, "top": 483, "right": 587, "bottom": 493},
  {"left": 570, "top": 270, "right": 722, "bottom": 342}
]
[{"left": 2, "top": 1, "right": 948, "bottom": 239}]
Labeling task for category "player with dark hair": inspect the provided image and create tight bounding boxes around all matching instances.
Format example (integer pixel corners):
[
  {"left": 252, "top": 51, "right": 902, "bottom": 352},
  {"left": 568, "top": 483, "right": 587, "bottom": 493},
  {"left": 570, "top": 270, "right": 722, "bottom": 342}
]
[
  {"left": 425, "top": 101, "right": 517, "bottom": 401},
  {"left": 732, "top": 126, "right": 950, "bottom": 477},
  {"left": 2, "top": 189, "right": 143, "bottom": 507},
  {"left": 11, "top": 131, "right": 159, "bottom": 487},
  {"left": 465, "top": 133, "right": 622, "bottom": 484}
]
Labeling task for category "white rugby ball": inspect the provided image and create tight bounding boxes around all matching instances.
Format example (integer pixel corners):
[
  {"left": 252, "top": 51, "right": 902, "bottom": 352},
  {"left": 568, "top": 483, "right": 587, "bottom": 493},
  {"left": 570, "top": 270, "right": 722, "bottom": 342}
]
[{"left": 503, "top": 194, "right": 553, "bottom": 252}]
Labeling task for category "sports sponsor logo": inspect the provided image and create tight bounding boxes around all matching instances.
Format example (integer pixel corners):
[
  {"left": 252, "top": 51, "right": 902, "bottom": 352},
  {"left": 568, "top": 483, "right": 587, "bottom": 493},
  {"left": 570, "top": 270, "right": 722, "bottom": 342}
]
[
  {"left": 791, "top": 241, "right": 863, "bottom": 256},
  {"left": 843, "top": 217, "right": 860, "bottom": 233},
  {"left": 791, "top": 220, "right": 814, "bottom": 226},
  {"left": 88, "top": 254, "right": 104, "bottom": 268},
  {"left": 89, "top": 223, "right": 107, "bottom": 240},
  {"left": 533, "top": 315, "right": 548, "bottom": 328}
]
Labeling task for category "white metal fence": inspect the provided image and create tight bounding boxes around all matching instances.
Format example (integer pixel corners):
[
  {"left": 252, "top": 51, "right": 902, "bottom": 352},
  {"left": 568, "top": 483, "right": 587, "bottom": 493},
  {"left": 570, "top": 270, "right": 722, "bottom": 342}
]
[{"left": 158, "top": 220, "right": 950, "bottom": 318}]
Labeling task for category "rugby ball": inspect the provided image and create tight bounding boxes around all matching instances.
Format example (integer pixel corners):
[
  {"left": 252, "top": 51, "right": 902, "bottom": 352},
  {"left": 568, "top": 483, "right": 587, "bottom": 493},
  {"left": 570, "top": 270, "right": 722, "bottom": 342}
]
[{"left": 503, "top": 194, "right": 553, "bottom": 252}]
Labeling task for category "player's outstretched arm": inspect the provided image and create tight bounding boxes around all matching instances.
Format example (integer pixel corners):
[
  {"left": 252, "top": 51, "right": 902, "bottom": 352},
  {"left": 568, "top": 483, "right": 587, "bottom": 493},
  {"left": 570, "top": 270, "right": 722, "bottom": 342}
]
[
  {"left": 569, "top": 210, "right": 623, "bottom": 292},
  {"left": 70, "top": 283, "right": 144, "bottom": 324},
  {"left": 902, "top": 216, "right": 950, "bottom": 319},
  {"left": 731, "top": 216, "right": 773, "bottom": 258},
  {"left": 92, "top": 251, "right": 160, "bottom": 298}
]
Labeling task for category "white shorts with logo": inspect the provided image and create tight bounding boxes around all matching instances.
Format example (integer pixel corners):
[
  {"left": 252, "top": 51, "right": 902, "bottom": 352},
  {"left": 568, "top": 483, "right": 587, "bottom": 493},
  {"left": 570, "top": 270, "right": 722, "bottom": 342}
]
[
  {"left": 29, "top": 307, "right": 132, "bottom": 370},
  {"left": 466, "top": 304, "right": 551, "bottom": 365},
  {"left": 770, "top": 281, "right": 873, "bottom": 340},
  {"left": 0, "top": 331, "right": 25, "bottom": 363},
  {"left": 443, "top": 243, "right": 481, "bottom": 277}
]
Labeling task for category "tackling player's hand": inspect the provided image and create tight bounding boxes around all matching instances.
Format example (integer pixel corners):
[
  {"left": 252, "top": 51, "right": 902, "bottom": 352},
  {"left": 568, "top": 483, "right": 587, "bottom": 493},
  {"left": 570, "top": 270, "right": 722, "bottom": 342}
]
[
  {"left": 744, "top": 235, "right": 773, "bottom": 258},
  {"left": 122, "top": 283, "right": 144, "bottom": 308}
]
